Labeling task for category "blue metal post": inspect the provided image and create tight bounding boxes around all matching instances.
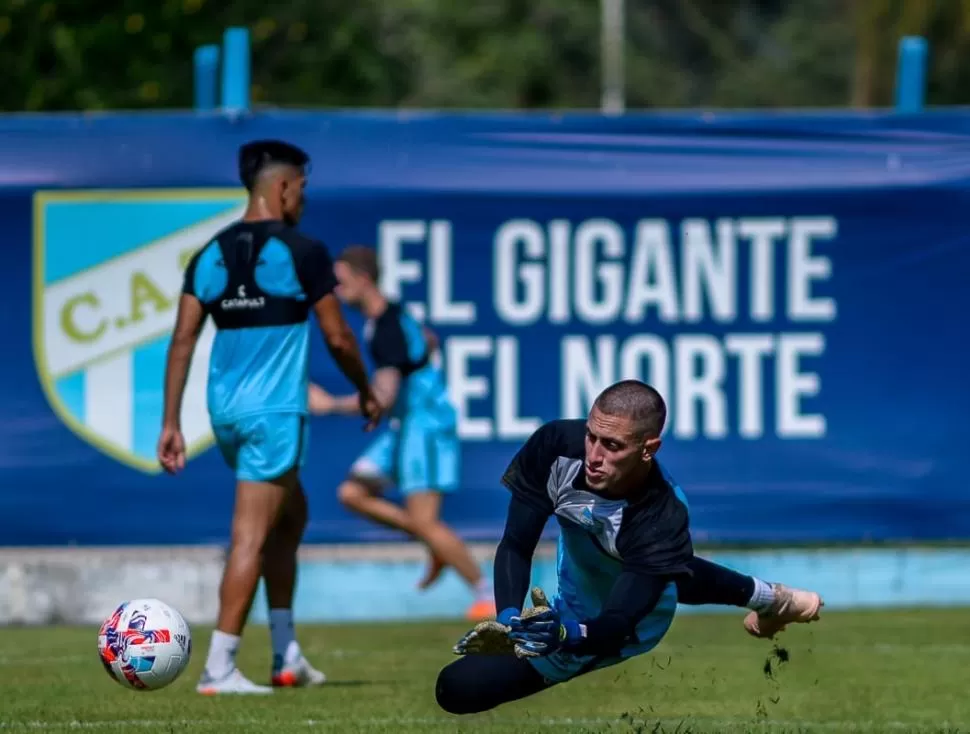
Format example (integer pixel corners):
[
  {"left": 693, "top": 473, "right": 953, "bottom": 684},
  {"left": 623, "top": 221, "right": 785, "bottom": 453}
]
[
  {"left": 895, "top": 36, "right": 928, "bottom": 113},
  {"left": 193, "top": 45, "right": 220, "bottom": 111},
  {"left": 221, "top": 27, "right": 251, "bottom": 114}
]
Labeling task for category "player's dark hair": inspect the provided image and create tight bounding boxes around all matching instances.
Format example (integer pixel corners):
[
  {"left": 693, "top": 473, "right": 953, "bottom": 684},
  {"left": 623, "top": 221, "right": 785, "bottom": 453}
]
[
  {"left": 238, "top": 139, "right": 310, "bottom": 191},
  {"left": 337, "top": 245, "right": 380, "bottom": 282},
  {"left": 593, "top": 380, "right": 666, "bottom": 437}
]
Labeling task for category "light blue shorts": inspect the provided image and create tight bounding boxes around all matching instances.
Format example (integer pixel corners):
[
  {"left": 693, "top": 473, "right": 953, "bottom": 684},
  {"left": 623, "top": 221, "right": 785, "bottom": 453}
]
[
  {"left": 213, "top": 412, "right": 309, "bottom": 482},
  {"left": 349, "top": 419, "right": 459, "bottom": 495}
]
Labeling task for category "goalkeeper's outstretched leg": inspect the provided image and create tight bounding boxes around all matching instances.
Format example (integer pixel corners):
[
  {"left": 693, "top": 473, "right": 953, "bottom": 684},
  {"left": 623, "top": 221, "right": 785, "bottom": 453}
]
[{"left": 435, "top": 654, "right": 552, "bottom": 715}]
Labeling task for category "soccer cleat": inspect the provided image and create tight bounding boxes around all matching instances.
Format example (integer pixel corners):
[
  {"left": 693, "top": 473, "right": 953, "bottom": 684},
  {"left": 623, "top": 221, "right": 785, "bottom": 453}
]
[
  {"left": 271, "top": 655, "right": 327, "bottom": 687},
  {"left": 196, "top": 668, "right": 274, "bottom": 695},
  {"left": 743, "top": 583, "right": 823, "bottom": 639},
  {"left": 465, "top": 598, "right": 497, "bottom": 622}
]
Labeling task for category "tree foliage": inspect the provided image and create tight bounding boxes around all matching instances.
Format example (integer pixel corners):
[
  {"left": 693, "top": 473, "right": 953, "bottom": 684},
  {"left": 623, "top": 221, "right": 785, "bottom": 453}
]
[{"left": 0, "top": 0, "right": 968, "bottom": 112}]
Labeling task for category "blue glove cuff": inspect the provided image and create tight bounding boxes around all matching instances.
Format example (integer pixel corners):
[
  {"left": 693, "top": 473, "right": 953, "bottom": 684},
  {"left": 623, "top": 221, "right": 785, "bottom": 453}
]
[
  {"left": 497, "top": 607, "right": 520, "bottom": 626},
  {"left": 561, "top": 619, "right": 584, "bottom": 645}
]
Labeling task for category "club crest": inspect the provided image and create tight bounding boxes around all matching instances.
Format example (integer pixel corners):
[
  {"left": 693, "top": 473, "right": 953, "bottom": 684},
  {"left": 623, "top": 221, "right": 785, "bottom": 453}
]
[{"left": 32, "top": 189, "right": 247, "bottom": 472}]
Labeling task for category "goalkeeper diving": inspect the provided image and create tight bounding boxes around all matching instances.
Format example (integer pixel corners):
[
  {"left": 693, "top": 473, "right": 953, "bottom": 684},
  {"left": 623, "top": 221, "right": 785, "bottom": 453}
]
[{"left": 437, "top": 379, "right": 822, "bottom": 714}]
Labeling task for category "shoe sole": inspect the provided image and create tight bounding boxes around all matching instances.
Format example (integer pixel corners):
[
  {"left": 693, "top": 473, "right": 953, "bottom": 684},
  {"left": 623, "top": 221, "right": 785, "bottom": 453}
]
[
  {"left": 272, "top": 671, "right": 327, "bottom": 688},
  {"left": 197, "top": 687, "right": 273, "bottom": 695},
  {"left": 744, "top": 595, "right": 824, "bottom": 639}
]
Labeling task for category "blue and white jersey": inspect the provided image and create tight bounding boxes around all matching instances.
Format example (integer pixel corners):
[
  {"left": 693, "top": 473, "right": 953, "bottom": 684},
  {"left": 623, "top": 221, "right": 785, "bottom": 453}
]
[
  {"left": 365, "top": 302, "right": 456, "bottom": 429},
  {"left": 501, "top": 419, "right": 693, "bottom": 649},
  {"left": 182, "top": 220, "right": 337, "bottom": 425}
]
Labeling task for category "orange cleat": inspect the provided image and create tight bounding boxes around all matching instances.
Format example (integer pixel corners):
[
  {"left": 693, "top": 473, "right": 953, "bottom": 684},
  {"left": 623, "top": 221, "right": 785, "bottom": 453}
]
[
  {"left": 465, "top": 598, "right": 497, "bottom": 622},
  {"left": 271, "top": 656, "right": 326, "bottom": 687}
]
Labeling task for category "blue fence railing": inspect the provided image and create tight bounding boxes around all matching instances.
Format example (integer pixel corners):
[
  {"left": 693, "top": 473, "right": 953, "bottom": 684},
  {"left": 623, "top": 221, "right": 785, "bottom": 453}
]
[{"left": 192, "top": 30, "right": 932, "bottom": 115}]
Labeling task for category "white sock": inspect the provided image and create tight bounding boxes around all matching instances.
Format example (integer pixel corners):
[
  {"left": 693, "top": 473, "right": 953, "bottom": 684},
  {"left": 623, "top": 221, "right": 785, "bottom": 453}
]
[
  {"left": 747, "top": 578, "right": 776, "bottom": 611},
  {"left": 270, "top": 609, "right": 300, "bottom": 664},
  {"left": 474, "top": 577, "right": 492, "bottom": 602},
  {"left": 205, "top": 630, "right": 240, "bottom": 679}
]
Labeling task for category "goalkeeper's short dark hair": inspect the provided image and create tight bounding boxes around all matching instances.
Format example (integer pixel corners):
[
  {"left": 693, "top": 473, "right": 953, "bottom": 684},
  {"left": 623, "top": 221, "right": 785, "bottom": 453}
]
[
  {"left": 593, "top": 379, "right": 667, "bottom": 438},
  {"left": 238, "top": 140, "right": 310, "bottom": 191}
]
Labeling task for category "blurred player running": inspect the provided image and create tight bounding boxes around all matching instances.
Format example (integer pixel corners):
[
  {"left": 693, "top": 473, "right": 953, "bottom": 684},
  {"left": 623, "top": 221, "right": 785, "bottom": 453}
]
[
  {"left": 308, "top": 245, "right": 495, "bottom": 621},
  {"left": 437, "top": 380, "right": 822, "bottom": 714},
  {"left": 158, "top": 140, "right": 383, "bottom": 695}
]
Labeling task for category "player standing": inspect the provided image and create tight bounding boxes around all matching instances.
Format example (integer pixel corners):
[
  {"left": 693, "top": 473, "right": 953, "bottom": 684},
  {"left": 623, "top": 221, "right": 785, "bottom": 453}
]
[
  {"left": 438, "top": 380, "right": 821, "bottom": 714},
  {"left": 308, "top": 245, "right": 495, "bottom": 621},
  {"left": 158, "top": 140, "right": 383, "bottom": 695}
]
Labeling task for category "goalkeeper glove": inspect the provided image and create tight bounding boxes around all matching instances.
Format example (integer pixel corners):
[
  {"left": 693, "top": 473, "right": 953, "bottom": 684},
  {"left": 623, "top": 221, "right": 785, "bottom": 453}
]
[
  {"left": 452, "top": 588, "right": 556, "bottom": 656},
  {"left": 508, "top": 587, "right": 585, "bottom": 658},
  {"left": 452, "top": 615, "right": 516, "bottom": 656}
]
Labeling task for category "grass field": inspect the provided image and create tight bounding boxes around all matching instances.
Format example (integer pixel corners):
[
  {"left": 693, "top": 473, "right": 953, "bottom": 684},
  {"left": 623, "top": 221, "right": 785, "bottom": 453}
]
[{"left": 0, "top": 609, "right": 967, "bottom": 734}]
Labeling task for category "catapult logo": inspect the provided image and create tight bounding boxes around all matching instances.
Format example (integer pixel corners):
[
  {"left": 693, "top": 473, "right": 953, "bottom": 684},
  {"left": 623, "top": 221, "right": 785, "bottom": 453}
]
[
  {"left": 220, "top": 284, "right": 265, "bottom": 311},
  {"left": 32, "top": 188, "right": 247, "bottom": 473}
]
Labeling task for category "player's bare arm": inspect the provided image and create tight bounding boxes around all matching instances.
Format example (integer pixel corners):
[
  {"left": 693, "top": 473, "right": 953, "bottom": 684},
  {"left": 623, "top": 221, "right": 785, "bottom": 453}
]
[
  {"left": 312, "top": 294, "right": 382, "bottom": 428},
  {"left": 313, "top": 293, "right": 370, "bottom": 393},
  {"left": 422, "top": 325, "right": 440, "bottom": 353},
  {"left": 371, "top": 367, "right": 401, "bottom": 407},
  {"left": 158, "top": 293, "right": 206, "bottom": 473},
  {"left": 309, "top": 367, "right": 400, "bottom": 417}
]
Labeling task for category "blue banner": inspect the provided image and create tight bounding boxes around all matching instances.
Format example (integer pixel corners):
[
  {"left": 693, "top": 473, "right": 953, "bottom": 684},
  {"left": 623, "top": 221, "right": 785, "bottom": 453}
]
[{"left": 1, "top": 110, "right": 969, "bottom": 545}]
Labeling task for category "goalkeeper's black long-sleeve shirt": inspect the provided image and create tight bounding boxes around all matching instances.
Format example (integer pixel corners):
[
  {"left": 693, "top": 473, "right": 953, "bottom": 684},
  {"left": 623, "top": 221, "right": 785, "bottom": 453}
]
[{"left": 493, "top": 419, "right": 693, "bottom": 658}]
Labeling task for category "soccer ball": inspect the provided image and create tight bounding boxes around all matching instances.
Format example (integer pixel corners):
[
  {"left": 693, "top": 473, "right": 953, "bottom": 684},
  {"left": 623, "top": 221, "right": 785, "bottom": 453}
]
[{"left": 97, "top": 598, "right": 192, "bottom": 691}]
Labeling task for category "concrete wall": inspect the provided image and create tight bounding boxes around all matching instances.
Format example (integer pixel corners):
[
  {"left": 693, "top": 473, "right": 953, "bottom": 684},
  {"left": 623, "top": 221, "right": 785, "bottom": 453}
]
[{"left": 1, "top": 544, "right": 968, "bottom": 626}]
